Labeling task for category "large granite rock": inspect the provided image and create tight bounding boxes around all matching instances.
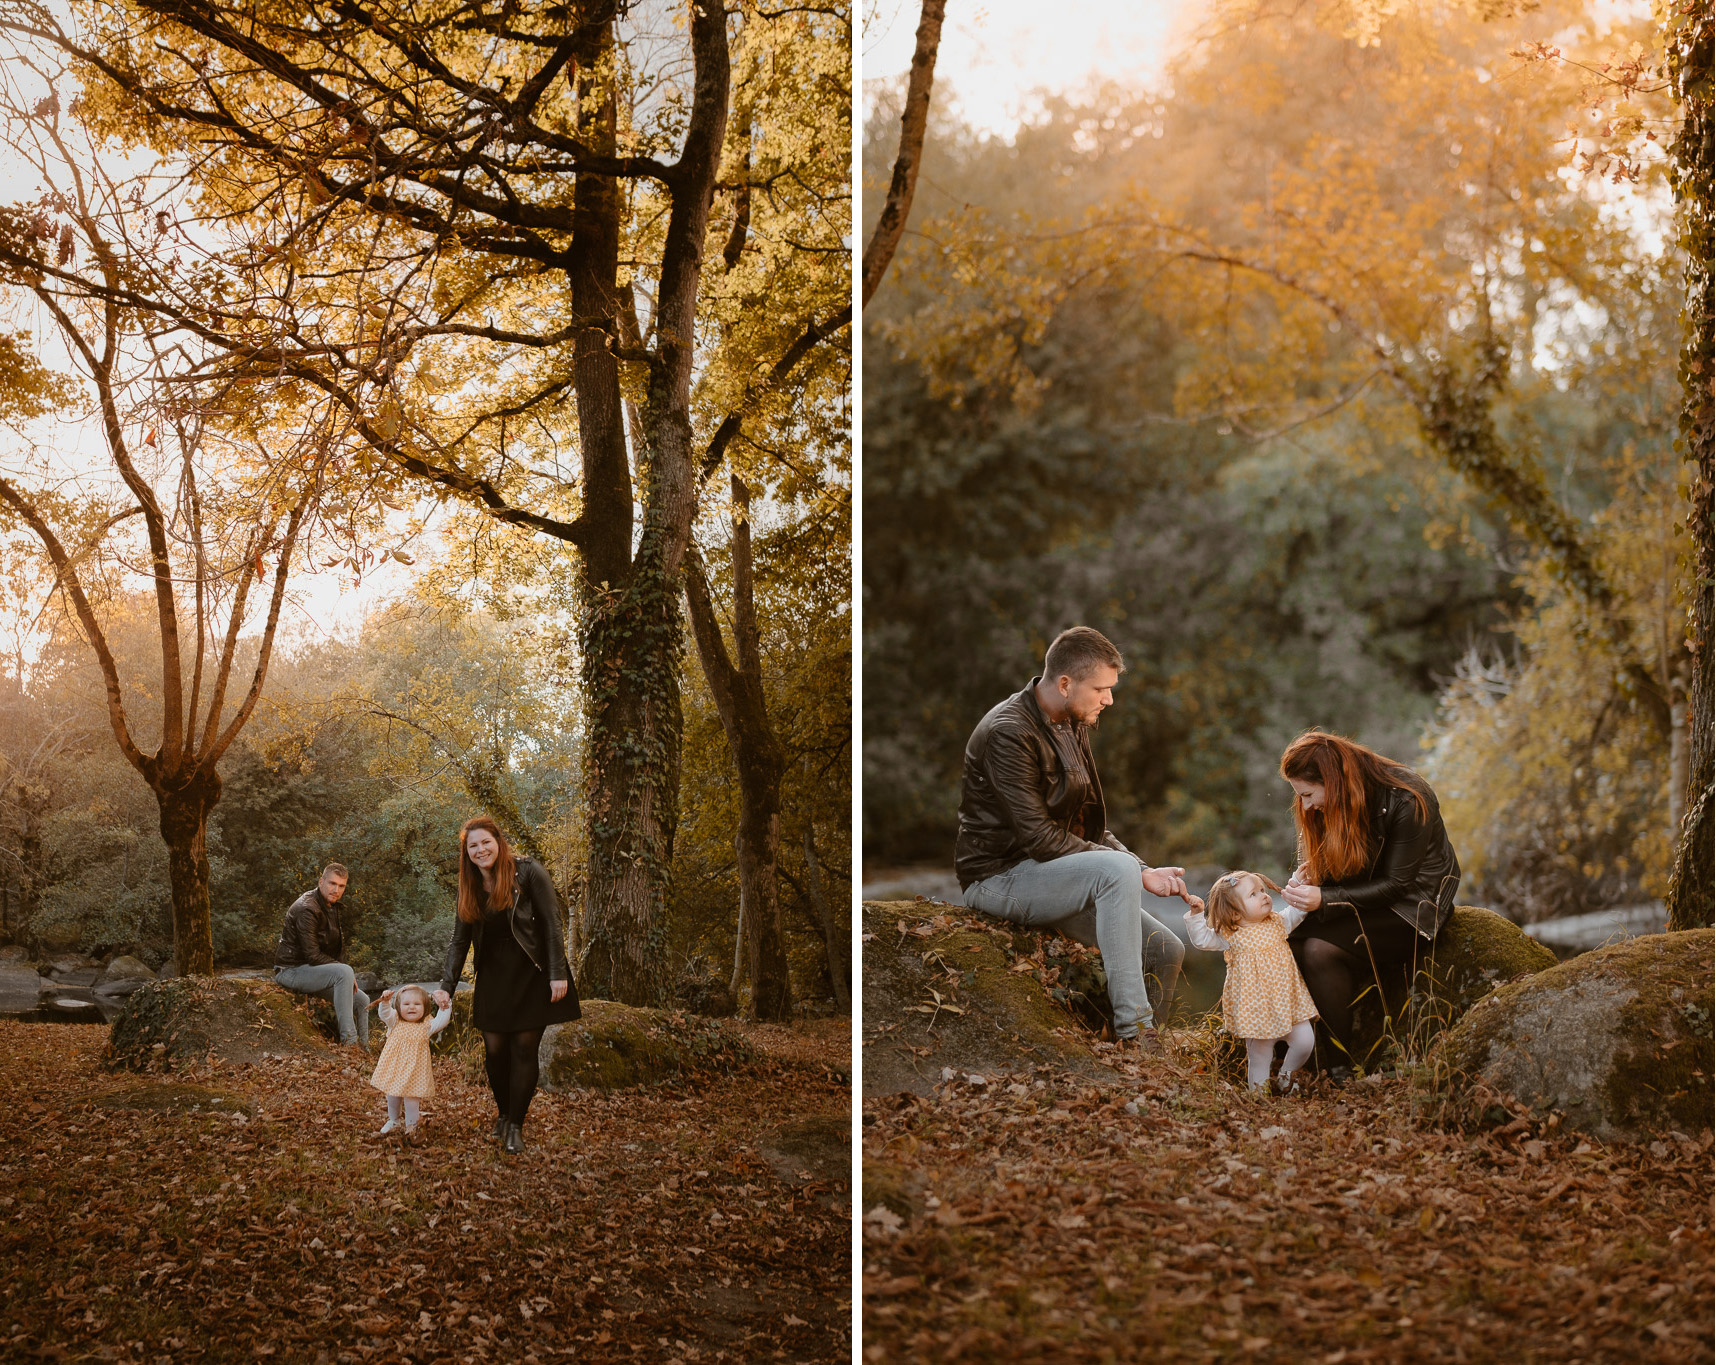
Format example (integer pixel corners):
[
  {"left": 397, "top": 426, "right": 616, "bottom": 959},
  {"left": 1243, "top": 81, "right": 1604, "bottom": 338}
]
[
  {"left": 0, "top": 964, "right": 43, "bottom": 1016},
  {"left": 98, "top": 955, "right": 155, "bottom": 986},
  {"left": 862, "top": 900, "right": 1116, "bottom": 1098},
  {"left": 1435, "top": 929, "right": 1713, "bottom": 1142},
  {"left": 537, "top": 1001, "right": 756, "bottom": 1090}
]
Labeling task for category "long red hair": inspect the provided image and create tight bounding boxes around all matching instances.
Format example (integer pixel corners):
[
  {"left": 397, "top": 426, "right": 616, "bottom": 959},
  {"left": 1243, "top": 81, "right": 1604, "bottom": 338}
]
[
  {"left": 1280, "top": 730, "right": 1429, "bottom": 883},
  {"left": 456, "top": 816, "right": 517, "bottom": 924}
]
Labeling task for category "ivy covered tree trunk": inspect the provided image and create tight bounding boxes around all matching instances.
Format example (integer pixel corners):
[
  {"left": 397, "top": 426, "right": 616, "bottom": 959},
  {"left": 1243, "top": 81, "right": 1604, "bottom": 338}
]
[
  {"left": 569, "top": 1, "right": 728, "bottom": 1005},
  {"left": 157, "top": 775, "right": 221, "bottom": 978},
  {"left": 1665, "top": 0, "right": 1714, "bottom": 932},
  {"left": 578, "top": 543, "right": 686, "bottom": 1006}
]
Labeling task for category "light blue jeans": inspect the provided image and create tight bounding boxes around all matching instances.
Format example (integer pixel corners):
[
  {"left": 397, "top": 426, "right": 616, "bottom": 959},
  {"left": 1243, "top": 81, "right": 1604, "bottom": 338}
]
[
  {"left": 274, "top": 962, "right": 370, "bottom": 1046},
  {"left": 963, "top": 850, "right": 1183, "bottom": 1037}
]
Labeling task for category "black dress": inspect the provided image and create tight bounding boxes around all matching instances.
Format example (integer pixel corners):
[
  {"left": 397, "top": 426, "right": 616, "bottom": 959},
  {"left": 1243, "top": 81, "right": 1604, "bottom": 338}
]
[
  {"left": 450, "top": 859, "right": 582, "bottom": 1033},
  {"left": 470, "top": 913, "right": 572, "bottom": 1031}
]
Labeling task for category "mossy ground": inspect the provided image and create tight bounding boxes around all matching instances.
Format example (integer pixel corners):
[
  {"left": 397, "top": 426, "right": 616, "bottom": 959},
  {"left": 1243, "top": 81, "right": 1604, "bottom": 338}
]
[
  {"left": 539, "top": 999, "right": 759, "bottom": 1090},
  {"left": 864, "top": 905, "right": 1709, "bottom": 1358},
  {"left": 106, "top": 978, "right": 339, "bottom": 1071},
  {"left": 863, "top": 901, "right": 1117, "bottom": 1098}
]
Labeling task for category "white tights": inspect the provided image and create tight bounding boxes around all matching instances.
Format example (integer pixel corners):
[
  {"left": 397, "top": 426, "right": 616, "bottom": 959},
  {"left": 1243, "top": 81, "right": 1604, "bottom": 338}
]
[
  {"left": 1245, "top": 1021, "right": 1316, "bottom": 1090},
  {"left": 385, "top": 1096, "right": 421, "bottom": 1126}
]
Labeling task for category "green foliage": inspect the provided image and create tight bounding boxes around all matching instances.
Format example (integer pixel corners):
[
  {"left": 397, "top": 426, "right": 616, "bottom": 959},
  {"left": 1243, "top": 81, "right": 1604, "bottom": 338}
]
[
  {"left": 862, "top": 0, "right": 1679, "bottom": 899},
  {"left": 1426, "top": 463, "right": 1686, "bottom": 916}
]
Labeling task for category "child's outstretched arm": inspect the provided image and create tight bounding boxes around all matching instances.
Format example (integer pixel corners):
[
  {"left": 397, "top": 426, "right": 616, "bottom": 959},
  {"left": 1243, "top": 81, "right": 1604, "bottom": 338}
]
[
  {"left": 1182, "top": 904, "right": 1228, "bottom": 951},
  {"left": 427, "top": 999, "right": 454, "bottom": 1037},
  {"left": 377, "top": 991, "right": 397, "bottom": 1028}
]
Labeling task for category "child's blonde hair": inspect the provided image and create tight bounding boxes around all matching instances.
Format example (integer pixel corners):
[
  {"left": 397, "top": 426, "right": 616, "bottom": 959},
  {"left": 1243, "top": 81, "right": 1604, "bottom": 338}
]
[
  {"left": 393, "top": 984, "right": 431, "bottom": 1019},
  {"left": 1203, "top": 871, "right": 1282, "bottom": 936}
]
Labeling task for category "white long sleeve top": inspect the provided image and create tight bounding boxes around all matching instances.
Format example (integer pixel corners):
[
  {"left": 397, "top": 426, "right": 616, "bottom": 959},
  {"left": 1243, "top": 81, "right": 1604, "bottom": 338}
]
[
  {"left": 1183, "top": 904, "right": 1309, "bottom": 952},
  {"left": 378, "top": 997, "right": 453, "bottom": 1035}
]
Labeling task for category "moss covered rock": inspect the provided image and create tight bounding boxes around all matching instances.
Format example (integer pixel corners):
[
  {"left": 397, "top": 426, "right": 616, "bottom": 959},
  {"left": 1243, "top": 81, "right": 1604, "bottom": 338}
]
[
  {"left": 1342, "top": 906, "right": 1558, "bottom": 1070},
  {"left": 862, "top": 900, "right": 1112, "bottom": 1098},
  {"left": 537, "top": 1000, "right": 756, "bottom": 1091},
  {"left": 1434, "top": 929, "right": 1713, "bottom": 1142},
  {"left": 106, "top": 977, "right": 337, "bottom": 1071}
]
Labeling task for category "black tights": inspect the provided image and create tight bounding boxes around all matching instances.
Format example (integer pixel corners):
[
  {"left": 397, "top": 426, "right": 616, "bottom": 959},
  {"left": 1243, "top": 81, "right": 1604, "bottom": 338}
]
[
  {"left": 1289, "top": 910, "right": 1426, "bottom": 1056},
  {"left": 482, "top": 1030, "right": 543, "bottom": 1127}
]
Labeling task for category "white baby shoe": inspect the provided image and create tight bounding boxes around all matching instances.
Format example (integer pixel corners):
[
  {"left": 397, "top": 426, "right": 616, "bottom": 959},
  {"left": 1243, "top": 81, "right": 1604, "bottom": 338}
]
[{"left": 379, "top": 1118, "right": 401, "bottom": 1135}]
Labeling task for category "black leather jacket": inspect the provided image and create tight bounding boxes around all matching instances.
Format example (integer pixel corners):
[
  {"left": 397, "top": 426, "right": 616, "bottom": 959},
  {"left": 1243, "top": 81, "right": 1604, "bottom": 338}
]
[
  {"left": 274, "top": 889, "right": 345, "bottom": 969},
  {"left": 1314, "top": 776, "right": 1461, "bottom": 938},
  {"left": 440, "top": 857, "right": 575, "bottom": 994},
  {"left": 955, "top": 678, "right": 1140, "bottom": 889}
]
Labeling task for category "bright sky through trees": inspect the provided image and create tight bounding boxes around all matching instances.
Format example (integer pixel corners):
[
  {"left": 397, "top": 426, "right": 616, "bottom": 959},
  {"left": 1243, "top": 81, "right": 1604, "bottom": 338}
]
[{"left": 862, "top": 0, "right": 1191, "bottom": 135}]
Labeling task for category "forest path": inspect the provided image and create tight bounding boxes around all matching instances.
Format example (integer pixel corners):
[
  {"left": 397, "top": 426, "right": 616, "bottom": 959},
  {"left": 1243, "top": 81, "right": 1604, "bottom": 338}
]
[
  {"left": 862, "top": 1046, "right": 1712, "bottom": 1362},
  {"left": 0, "top": 1020, "right": 850, "bottom": 1363}
]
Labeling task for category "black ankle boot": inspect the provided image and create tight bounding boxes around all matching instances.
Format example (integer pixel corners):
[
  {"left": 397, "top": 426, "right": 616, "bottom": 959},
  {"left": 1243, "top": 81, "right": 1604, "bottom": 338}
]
[
  {"left": 492, "top": 1114, "right": 508, "bottom": 1142},
  {"left": 503, "top": 1121, "right": 524, "bottom": 1155}
]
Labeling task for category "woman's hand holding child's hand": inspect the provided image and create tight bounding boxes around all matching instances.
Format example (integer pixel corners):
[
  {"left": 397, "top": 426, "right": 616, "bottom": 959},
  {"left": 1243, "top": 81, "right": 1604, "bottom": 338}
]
[
  {"left": 432, "top": 990, "right": 451, "bottom": 1011},
  {"left": 1281, "top": 880, "right": 1321, "bottom": 911}
]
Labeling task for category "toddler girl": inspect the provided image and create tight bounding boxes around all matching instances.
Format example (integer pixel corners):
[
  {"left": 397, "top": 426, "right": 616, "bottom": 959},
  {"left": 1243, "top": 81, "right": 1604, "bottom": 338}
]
[
  {"left": 1183, "top": 871, "right": 1318, "bottom": 1093},
  {"left": 371, "top": 984, "right": 453, "bottom": 1133}
]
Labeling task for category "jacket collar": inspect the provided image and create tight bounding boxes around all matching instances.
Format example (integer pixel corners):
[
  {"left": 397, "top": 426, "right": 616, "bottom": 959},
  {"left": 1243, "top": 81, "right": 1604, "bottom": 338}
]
[{"left": 1021, "top": 675, "right": 1093, "bottom": 749}]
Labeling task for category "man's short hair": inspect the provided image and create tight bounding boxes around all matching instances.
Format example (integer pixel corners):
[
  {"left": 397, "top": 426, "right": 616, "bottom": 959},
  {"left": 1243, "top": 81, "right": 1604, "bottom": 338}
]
[
  {"left": 1044, "top": 627, "right": 1125, "bottom": 683},
  {"left": 321, "top": 863, "right": 349, "bottom": 880}
]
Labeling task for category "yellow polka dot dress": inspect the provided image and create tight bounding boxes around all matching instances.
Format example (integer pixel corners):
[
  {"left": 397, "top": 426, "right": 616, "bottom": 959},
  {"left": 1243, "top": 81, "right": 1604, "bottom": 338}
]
[
  {"left": 1221, "top": 912, "right": 1318, "bottom": 1040},
  {"left": 369, "top": 1017, "right": 437, "bottom": 1100}
]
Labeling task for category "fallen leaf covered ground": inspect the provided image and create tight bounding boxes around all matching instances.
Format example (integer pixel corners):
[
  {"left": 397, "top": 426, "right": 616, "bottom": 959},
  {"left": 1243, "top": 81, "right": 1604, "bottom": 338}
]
[
  {"left": 861, "top": 1034, "right": 1713, "bottom": 1363},
  {"left": 1, "top": 1017, "right": 851, "bottom": 1363}
]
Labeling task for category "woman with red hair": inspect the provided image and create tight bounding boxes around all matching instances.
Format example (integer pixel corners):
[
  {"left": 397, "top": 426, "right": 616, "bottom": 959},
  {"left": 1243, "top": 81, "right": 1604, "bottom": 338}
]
[
  {"left": 439, "top": 817, "right": 580, "bottom": 1153},
  {"left": 1277, "top": 730, "right": 1460, "bottom": 1082}
]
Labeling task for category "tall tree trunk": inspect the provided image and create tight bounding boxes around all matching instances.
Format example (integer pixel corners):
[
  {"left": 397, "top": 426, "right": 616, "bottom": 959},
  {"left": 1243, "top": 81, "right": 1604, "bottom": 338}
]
[
  {"left": 862, "top": 0, "right": 947, "bottom": 308},
  {"left": 157, "top": 774, "right": 221, "bottom": 978},
  {"left": 803, "top": 823, "right": 849, "bottom": 1013},
  {"left": 730, "top": 851, "right": 748, "bottom": 1000},
  {"left": 684, "top": 477, "right": 793, "bottom": 1022},
  {"left": 578, "top": 538, "right": 686, "bottom": 1006},
  {"left": 1665, "top": 0, "right": 1714, "bottom": 932},
  {"left": 574, "top": 0, "right": 727, "bottom": 1004}
]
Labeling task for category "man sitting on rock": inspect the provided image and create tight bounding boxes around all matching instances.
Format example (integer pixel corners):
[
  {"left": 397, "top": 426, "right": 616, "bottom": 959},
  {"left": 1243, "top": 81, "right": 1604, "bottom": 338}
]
[
  {"left": 957, "top": 626, "right": 1187, "bottom": 1051},
  {"left": 273, "top": 863, "right": 370, "bottom": 1049}
]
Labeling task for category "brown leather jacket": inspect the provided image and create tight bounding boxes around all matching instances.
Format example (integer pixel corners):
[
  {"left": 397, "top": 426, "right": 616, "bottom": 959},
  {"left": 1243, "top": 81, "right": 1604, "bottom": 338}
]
[
  {"left": 1315, "top": 775, "right": 1461, "bottom": 938},
  {"left": 955, "top": 678, "right": 1140, "bottom": 889},
  {"left": 274, "top": 889, "right": 344, "bottom": 969}
]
